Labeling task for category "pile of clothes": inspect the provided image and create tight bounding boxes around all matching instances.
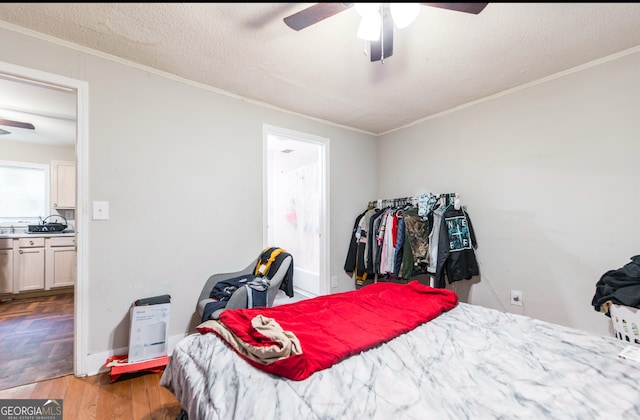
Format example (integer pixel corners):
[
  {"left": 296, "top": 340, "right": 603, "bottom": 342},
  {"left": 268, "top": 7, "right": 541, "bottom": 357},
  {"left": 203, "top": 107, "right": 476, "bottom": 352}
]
[{"left": 592, "top": 255, "right": 640, "bottom": 316}]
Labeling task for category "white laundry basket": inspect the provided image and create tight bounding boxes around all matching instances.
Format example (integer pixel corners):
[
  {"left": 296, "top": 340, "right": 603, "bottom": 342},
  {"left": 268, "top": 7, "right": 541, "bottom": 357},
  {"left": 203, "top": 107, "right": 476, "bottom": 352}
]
[{"left": 610, "top": 304, "right": 640, "bottom": 345}]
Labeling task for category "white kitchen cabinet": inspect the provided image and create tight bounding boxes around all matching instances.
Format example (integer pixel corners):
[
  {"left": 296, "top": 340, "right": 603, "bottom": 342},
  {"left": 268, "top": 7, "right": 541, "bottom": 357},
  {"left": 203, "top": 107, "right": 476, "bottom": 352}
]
[
  {"left": 0, "top": 238, "right": 14, "bottom": 294},
  {"left": 45, "top": 236, "right": 76, "bottom": 289},
  {"left": 51, "top": 160, "right": 76, "bottom": 209},
  {"left": 15, "top": 237, "right": 46, "bottom": 292}
]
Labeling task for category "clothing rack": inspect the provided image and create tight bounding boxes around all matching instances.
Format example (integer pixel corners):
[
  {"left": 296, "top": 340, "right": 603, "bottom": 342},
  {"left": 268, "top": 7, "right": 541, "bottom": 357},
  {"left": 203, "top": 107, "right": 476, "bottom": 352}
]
[
  {"left": 347, "top": 191, "right": 477, "bottom": 290},
  {"left": 368, "top": 192, "right": 460, "bottom": 211},
  {"left": 365, "top": 192, "right": 462, "bottom": 287},
  {"left": 367, "top": 196, "right": 416, "bottom": 210}
]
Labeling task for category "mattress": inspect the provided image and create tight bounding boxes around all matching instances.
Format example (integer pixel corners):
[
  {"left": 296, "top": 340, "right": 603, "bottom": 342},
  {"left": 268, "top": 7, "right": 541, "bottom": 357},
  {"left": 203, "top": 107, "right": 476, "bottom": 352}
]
[{"left": 161, "top": 301, "right": 640, "bottom": 419}]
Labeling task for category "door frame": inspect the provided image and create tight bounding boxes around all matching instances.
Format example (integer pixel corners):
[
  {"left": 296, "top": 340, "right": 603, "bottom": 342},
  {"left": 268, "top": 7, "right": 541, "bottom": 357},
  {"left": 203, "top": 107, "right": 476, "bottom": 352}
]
[
  {"left": 0, "top": 60, "right": 89, "bottom": 376},
  {"left": 263, "top": 124, "right": 330, "bottom": 296}
]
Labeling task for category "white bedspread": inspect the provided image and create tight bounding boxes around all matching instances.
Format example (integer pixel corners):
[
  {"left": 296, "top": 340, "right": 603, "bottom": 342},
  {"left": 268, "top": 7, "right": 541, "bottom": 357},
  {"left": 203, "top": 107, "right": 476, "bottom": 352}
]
[{"left": 160, "top": 302, "right": 640, "bottom": 419}]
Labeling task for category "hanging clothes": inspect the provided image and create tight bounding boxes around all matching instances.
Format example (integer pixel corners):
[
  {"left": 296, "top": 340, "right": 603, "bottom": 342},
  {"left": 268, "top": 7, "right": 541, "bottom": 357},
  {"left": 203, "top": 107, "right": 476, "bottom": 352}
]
[
  {"left": 375, "top": 209, "right": 389, "bottom": 275},
  {"left": 380, "top": 209, "right": 397, "bottom": 277},
  {"left": 366, "top": 207, "right": 386, "bottom": 277},
  {"left": 427, "top": 205, "right": 444, "bottom": 275},
  {"left": 344, "top": 209, "right": 367, "bottom": 277},
  {"left": 393, "top": 209, "right": 406, "bottom": 279},
  {"left": 346, "top": 192, "right": 477, "bottom": 287},
  {"left": 433, "top": 205, "right": 479, "bottom": 288},
  {"left": 379, "top": 211, "right": 389, "bottom": 275},
  {"left": 370, "top": 208, "right": 386, "bottom": 276},
  {"left": 403, "top": 206, "right": 430, "bottom": 276},
  {"left": 354, "top": 207, "right": 380, "bottom": 285},
  {"left": 417, "top": 192, "right": 438, "bottom": 219},
  {"left": 400, "top": 219, "right": 415, "bottom": 279}
]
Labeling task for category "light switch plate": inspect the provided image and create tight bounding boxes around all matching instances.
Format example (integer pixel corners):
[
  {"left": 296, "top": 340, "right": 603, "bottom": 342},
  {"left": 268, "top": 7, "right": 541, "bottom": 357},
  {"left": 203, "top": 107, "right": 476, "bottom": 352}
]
[{"left": 93, "top": 201, "right": 109, "bottom": 220}]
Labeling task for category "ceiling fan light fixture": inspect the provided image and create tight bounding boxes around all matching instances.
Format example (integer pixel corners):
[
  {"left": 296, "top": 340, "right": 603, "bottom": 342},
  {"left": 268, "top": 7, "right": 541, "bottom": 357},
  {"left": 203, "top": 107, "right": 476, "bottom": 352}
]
[
  {"left": 357, "top": 12, "right": 382, "bottom": 41},
  {"left": 283, "top": 2, "right": 488, "bottom": 63},
  {"left": 390, "top": 3, "right": 421, "bottom": 29}
]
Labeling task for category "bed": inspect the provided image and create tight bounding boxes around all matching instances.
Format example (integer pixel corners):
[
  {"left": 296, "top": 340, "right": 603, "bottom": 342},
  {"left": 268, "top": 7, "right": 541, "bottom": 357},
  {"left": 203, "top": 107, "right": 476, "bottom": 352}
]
[{"left": 161, "top": 281, "right": 640, "bottom": 419}]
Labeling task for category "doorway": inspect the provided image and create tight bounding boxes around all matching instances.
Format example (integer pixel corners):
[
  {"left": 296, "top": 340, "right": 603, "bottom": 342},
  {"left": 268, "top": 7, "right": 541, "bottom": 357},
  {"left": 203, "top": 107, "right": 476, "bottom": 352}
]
[
  {"left": 0, "top": 59, "right": 88, "bottom": 380},
  {"left": 264, "top": 125, "right": 329, "bottom": 298}
]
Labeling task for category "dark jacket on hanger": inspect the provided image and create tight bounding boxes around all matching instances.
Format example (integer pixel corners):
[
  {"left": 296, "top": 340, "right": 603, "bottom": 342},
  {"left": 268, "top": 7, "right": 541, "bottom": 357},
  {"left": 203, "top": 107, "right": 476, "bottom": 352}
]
[
  {"left": 344, "top": 209, "right": 368, "bottom": 276},
  {"left": 367, "top": 208, "right": 386, "bottom": 277},
  {"left": 434, "top": 206, "right": 479, "bottom": 288}
]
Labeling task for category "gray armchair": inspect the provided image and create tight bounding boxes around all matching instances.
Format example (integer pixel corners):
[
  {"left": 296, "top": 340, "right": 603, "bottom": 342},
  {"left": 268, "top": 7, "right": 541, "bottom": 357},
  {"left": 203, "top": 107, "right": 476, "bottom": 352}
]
[{"left": 197, "top": 251, "right": 293, "bottom": 322}]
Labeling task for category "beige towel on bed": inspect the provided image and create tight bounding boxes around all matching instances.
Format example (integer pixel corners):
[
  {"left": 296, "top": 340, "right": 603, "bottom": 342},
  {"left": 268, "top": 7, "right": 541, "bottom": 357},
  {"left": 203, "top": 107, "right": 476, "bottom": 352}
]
[{"left": 199, "top": 315, "right": 302, "bottom": 365}]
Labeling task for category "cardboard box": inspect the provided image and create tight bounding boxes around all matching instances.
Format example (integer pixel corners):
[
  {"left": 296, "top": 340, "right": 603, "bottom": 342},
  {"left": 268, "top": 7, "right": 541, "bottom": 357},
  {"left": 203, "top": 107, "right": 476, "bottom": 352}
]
[{"left": 128, "top": 302, "right": 170, "bottom": 363}]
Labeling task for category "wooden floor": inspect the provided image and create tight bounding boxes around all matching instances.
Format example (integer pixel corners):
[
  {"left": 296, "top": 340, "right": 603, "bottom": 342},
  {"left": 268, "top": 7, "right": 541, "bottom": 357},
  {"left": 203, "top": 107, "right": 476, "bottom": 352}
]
[
  {"left": 0, "top": 292, "right": 183, "bottom": 419},
  {"left": 0, "top": 292, "right": 74, "bottom": 390},
  {"left": 0, "top": 371, "right": 183, "bottom": 420}
]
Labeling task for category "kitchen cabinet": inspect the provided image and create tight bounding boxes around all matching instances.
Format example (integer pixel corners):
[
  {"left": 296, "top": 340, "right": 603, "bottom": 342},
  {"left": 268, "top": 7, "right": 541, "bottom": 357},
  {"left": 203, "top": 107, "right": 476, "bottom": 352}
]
[
  {"left": 45, "top": 236, "right": 76, "bottom": 289},
  {"left": 0, "top": 234, "right": 76, "bottom": 296},
  {"left": 15, "top": 237, "right": 46, "bottom": 292},
  {"left": 51, "top": 160, "right": 76, "bottom": 209},
  {"left": 0, "top": 238, "right": 14, "bottom": 294}
]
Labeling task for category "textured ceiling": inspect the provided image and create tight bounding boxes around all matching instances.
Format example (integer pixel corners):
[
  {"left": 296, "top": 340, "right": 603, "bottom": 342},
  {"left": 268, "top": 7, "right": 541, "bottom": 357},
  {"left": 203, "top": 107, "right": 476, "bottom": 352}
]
[{"left": 1, "top": 2, "right": 640, "bottom": 138}]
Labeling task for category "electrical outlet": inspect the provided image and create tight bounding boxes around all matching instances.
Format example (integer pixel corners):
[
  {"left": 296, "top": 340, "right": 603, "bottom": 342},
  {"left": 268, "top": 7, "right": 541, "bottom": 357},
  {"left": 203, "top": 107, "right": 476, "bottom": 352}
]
[
  {"left": 331, "top": 276, "right": 338, "bottom": 288},
  {"left": 510, "top": 290, "right": 523, "bottom": 306}
]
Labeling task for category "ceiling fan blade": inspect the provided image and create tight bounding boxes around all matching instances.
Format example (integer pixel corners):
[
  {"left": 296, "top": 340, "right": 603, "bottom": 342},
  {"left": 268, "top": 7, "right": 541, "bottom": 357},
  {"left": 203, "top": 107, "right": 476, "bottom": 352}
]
[
  {"left": 420, "top": 3, "right": 489, "bottom": 14},
  {"left": 371, "top": 6, "right": 394, "bottom": 62},
  {"left": 284, "top": 3, "right": 354, "bottom": 31},
  {"left": 0, "top": 118, "right": 35, "bottom": 130}
]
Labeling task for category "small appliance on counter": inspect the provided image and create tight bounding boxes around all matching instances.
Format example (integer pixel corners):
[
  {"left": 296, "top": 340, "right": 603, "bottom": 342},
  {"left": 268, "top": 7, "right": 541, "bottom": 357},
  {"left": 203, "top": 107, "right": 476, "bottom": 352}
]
[{"left": 28, "top": 214, "right": 68, "bottom": 233}]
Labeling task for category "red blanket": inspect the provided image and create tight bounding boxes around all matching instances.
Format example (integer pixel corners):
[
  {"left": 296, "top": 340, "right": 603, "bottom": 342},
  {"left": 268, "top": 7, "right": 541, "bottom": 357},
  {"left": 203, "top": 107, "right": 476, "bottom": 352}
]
[{"left": 197, "top": 280, "right": 458, "bottom": 380}]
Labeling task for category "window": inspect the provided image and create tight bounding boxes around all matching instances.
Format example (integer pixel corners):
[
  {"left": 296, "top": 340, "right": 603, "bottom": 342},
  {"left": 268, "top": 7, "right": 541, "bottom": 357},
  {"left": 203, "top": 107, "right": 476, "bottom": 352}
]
[{"left": 0, "top": 160, "right": 49, "bottom": 224}]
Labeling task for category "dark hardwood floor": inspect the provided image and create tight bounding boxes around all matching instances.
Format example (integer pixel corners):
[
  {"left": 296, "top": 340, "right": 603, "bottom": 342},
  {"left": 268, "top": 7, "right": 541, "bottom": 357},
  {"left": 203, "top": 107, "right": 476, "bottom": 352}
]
[{"left": 0, "top": 292, "right": 74, "bottom": 390}]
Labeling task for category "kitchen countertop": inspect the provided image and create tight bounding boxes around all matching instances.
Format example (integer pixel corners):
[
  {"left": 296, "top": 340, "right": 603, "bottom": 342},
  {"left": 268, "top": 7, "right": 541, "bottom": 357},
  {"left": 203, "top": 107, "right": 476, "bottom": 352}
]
[{"left": 0, "top": 231, "right": 75, "bottom": 239}]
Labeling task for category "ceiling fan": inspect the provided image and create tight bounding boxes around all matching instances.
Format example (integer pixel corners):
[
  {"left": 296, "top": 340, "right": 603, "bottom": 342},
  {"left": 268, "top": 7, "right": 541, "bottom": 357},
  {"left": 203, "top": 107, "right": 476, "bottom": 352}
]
[
  {"left": 284, "top": 3, "right": 488, "bottom": 62},
  {"left": 0, "top": 118, "right": 36, "bottom": 135}
]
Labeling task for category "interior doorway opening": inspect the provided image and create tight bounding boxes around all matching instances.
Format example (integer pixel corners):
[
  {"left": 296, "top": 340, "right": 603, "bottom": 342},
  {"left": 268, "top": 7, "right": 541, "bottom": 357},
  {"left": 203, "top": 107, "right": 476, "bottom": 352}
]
[
  {"left": 0, "top": 59, "right": 88, "bottom": 379},
  {"left": 264, "top": 125, "right": 329, "bottom": 298}
]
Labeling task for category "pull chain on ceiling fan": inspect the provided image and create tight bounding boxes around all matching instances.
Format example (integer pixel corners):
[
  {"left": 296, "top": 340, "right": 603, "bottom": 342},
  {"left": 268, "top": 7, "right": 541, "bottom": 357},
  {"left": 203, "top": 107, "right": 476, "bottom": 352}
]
[{"left": 284, "top": 3, "right": 488, "bottom": 63}]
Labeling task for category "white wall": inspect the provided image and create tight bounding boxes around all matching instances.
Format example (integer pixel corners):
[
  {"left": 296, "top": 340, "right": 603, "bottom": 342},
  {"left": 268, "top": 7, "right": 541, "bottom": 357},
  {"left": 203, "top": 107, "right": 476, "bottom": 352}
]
[
  {"left": 377, "top": 48, "right": 640, "bottom": 337},
  {"left": 0, "top": 24, "right": 377, "bottom": 363},
  {"left": 0, "top": 138, "right": 74, "bottom": 163}
]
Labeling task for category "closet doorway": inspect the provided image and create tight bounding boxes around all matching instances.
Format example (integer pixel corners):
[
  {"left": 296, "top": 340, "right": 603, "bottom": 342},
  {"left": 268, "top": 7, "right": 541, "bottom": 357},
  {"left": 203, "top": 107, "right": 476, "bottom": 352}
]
[
  {"left": 264, "top": 125, "right": 329, "bottom": 298},
  {"left": 0, "top": 59, "right": 88, "bottom": 384}
]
